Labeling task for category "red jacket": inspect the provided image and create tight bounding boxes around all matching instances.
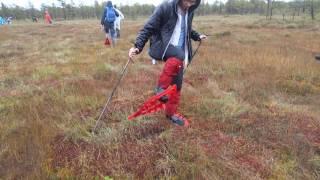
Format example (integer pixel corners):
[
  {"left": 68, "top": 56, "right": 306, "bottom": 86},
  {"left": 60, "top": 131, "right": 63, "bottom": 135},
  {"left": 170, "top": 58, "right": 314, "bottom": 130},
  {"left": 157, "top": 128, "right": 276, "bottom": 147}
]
[{"left": 45, "top": 12, "right": 52, "bottom": 24}]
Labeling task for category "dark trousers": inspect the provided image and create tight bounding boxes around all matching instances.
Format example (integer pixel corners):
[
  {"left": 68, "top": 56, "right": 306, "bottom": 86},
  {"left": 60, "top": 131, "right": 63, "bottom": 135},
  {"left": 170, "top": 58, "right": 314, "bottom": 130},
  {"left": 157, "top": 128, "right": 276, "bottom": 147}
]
[{"left": 104, "top": 22, "right": 116, "bottom": 44}]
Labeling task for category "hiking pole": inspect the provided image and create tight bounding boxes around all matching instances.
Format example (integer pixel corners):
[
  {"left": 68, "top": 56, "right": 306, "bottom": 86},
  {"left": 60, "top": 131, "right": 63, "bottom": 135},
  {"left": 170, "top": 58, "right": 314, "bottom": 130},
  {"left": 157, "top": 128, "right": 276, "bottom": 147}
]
[
  {"left": 92, "top": 57, "right": 132, "bottom": 133},
  {"left": 190, "top": 40, "right": 202, "bottom": 63},
  {"left": 184, "top": 40, "right": 202, "bottom": 74}
]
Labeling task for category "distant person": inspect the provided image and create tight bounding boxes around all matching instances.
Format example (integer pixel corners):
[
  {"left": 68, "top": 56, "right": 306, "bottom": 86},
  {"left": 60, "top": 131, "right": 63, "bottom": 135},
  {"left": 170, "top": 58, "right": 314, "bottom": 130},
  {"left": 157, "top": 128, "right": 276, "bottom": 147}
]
[
  {"left": 128, "top": 0, "right": 207, "bottom": 126},
  {"left": 0, "top": 16, "right": 5, "bottom": 25},
  {"left": 6, "top": 17, "right": 12, "bottom": 24},
  {"left": 101, "top": 1, "right": 119, "bottom": 46},
  {"left": 113, "top": 5, "right": 124, "bottom": 38},
  {"left": 32, "top": 16, "right": 38, "bottom": 23},
  {"left": 316, "top": 54, "right": 320, "bottom": 61},
  {"left": 44, "top": 10, "right": 52, "bottom": 24}
]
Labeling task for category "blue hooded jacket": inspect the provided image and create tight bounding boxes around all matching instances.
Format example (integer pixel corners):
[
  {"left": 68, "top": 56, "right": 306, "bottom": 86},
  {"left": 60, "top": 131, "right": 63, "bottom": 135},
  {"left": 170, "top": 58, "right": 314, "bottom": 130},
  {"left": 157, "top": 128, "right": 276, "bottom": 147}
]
[
  {"left": 0, "top": 16, "right": 5, "bottom": 25},
  {"left": 101, "top": 1, "right": 119, "bottom": 26}
]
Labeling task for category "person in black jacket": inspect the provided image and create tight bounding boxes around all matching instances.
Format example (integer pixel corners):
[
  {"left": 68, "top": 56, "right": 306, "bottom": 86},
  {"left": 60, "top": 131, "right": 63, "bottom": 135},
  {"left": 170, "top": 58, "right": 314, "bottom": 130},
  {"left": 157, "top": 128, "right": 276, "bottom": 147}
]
[
  {"left": 101, "top": 1, "right": 119, "bottom": 46},
  {"left": 129, "top": 0, "right": 206, "bottom": 126}
]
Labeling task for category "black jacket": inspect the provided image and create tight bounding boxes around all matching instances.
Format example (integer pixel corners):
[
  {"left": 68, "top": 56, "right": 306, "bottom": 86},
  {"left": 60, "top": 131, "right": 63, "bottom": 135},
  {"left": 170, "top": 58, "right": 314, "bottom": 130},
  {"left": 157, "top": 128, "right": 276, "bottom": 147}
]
[{"left": 134, "top": 0, "right": 201, "bottom": 62}]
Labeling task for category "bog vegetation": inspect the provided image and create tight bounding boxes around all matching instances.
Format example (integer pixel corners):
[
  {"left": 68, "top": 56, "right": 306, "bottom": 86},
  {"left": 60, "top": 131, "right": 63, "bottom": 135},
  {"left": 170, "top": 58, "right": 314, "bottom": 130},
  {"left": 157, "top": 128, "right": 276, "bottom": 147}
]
[
  {"left": 0, "top": 0, "right": 319, "bottom": 20},
  {"left": 0, "top": 14, "right": 320, "bottom": 179}
]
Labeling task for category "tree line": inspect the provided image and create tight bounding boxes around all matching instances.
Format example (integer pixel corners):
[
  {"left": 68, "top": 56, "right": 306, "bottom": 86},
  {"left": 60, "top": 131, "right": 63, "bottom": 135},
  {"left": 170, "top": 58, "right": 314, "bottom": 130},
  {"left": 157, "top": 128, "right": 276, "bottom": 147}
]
[{"left": 0, "top": 0, "right": 319, "bottom": 21}]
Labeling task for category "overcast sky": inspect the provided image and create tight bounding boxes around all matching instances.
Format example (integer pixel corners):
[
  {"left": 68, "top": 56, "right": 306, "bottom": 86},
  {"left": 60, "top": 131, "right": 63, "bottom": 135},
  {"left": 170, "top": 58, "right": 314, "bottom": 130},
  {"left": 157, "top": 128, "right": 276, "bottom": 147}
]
[
  {"left": 0, "top": 0, "right": 163, "bottom": 9},
  {"left": 0, "top": 0, "right": 294, "bottom": 9}
]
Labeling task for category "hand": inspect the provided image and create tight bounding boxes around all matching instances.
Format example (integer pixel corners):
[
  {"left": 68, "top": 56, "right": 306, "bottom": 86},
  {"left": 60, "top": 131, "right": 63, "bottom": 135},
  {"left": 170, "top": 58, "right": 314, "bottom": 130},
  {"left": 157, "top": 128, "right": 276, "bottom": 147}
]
[
  {"left": 199, "top": 34, "right": 207, "bottom": 40},
  {"left": 128, "top": 47, "right": 140, "bottom": 60}
]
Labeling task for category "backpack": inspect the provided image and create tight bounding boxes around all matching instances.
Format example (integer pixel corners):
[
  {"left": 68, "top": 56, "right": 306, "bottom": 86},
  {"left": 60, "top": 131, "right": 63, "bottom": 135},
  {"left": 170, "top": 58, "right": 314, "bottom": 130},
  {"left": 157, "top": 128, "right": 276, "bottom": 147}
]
[{"left": 105, "top": 7, "right": 116, "bottom": 23}]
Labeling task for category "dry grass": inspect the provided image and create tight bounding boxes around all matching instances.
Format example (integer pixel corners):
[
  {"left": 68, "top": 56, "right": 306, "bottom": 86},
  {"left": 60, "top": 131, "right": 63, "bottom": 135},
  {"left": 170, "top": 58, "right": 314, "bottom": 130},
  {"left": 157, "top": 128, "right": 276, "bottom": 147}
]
[{"left": 0, "top": 16, "right": 320, "bottom": 179}]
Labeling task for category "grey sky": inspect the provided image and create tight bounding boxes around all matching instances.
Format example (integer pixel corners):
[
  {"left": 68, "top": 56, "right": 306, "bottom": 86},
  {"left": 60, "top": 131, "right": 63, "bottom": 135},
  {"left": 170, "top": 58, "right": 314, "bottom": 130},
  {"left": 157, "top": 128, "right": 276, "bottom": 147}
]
[
  {"left": 0, "top": 0, "right": 294, "bottom": 9},
  {"left": 0, "top": 0, "right": 163, "bottom": 9}
]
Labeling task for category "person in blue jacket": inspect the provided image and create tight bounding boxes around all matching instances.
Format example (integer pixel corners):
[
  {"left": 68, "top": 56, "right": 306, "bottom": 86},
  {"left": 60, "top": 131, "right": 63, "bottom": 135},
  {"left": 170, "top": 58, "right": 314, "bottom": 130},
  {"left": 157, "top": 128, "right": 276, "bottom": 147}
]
[
  {"left": 101, "top": 1, "right": 119, "bottom": 46},
  {"left": 0, "top": 16, "right": 5, "bottom": 25},
  {"left": 7, "top": 17, "right": 13, "bottom": 24}
]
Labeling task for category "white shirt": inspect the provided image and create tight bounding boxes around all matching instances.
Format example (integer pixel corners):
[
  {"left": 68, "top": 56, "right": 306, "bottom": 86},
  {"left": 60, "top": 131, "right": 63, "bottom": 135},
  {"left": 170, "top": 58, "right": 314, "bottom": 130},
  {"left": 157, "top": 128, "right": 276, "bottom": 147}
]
[
  {"left": 114, "top": 8, "right": 124, "bottom": 30},
  {"left": 169, "top": 7, "right": 189, "bottom": 66}
]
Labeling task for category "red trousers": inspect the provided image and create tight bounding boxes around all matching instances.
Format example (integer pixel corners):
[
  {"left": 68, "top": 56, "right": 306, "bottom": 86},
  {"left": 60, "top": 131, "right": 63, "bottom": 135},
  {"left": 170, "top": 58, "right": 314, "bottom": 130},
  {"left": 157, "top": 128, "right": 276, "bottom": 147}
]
[{"left": 157, "top": 57, "right": 183, "bottom": 116}]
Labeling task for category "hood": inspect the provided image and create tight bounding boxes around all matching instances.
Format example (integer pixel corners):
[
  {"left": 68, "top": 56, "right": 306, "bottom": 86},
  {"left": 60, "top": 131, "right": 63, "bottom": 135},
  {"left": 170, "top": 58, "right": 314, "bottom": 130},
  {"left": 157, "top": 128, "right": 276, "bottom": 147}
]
[
  {"left": 174, "top": 0, "right": 201, "bottom": 13},
  {"left": 106, "top": 1, "right": 113, "bottom": 7}
]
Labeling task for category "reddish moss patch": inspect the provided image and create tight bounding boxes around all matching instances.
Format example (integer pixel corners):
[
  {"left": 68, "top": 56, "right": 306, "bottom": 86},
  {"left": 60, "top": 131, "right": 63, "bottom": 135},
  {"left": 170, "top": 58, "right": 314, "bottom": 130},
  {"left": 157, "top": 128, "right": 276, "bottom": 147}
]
[{"left": 50, "top": 120, "right": 170, "bottom": 178}]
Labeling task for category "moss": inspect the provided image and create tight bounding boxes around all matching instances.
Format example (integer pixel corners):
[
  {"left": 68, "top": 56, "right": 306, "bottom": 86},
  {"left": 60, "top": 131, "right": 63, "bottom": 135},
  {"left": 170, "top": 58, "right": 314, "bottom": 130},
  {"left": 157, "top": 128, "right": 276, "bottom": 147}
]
[
  {"left": 270, "top": 152, "right": 298, "bottom": 180},
  {"left": 32, "top": 65, "right": 60, "bottom": 81},
  {"left": 192, "top": 93, "right": 250, "bottom": 121},
  {"left": 93, "top": 62, "right": 118, "bottom": 81},
  {"left": 277, "top": 80, "right": 318, "bottom": 96}
]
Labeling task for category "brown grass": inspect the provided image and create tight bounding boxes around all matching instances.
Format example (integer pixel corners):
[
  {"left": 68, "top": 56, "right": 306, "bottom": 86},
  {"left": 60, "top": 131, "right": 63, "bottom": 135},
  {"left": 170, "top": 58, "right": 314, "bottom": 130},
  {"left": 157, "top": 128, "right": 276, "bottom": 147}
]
[{"left": 0, "top": 16, "right": 320, "bottom": 179}]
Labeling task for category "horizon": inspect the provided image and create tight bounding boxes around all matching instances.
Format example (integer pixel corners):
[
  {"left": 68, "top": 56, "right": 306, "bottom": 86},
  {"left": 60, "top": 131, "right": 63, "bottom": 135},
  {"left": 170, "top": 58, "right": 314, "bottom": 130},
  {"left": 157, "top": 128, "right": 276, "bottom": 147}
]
[{"left": 0, "top": 0, "right": 295, "bottom": 9}]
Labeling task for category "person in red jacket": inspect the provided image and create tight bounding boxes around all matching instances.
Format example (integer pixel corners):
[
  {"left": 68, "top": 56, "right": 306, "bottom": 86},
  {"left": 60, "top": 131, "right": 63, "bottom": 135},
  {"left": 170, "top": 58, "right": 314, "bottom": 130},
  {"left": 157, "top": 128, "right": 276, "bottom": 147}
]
[{"left": 44, "top": 9, "right": 52, "bottom": 24}]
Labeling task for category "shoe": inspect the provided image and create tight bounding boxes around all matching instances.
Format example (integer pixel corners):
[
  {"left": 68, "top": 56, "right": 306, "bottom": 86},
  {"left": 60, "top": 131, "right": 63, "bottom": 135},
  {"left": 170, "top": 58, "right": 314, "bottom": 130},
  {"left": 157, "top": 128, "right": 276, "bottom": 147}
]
[
  {"left": 167, "top": 113, "right": 189, "bottom": 127},
  {"left": 104, "top": 38, "right": 110, "bottom": 45},
  {"left": 155, "top": 87, "right": 169, "bottom": 103}
]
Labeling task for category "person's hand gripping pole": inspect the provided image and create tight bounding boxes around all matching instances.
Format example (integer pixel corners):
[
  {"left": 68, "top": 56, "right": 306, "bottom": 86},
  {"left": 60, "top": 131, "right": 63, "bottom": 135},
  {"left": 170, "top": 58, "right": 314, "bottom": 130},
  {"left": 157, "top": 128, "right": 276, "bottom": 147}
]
[{"left": 128, "top": 47, "right": 140, "bottom": 63}]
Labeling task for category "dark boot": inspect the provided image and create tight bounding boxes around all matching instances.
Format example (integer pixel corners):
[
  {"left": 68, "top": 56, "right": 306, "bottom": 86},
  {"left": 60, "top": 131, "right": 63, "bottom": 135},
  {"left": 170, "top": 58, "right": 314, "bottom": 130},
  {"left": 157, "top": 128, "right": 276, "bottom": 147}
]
[{"left": 167, "top": 113, "right": 189, "bottom": 127}]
